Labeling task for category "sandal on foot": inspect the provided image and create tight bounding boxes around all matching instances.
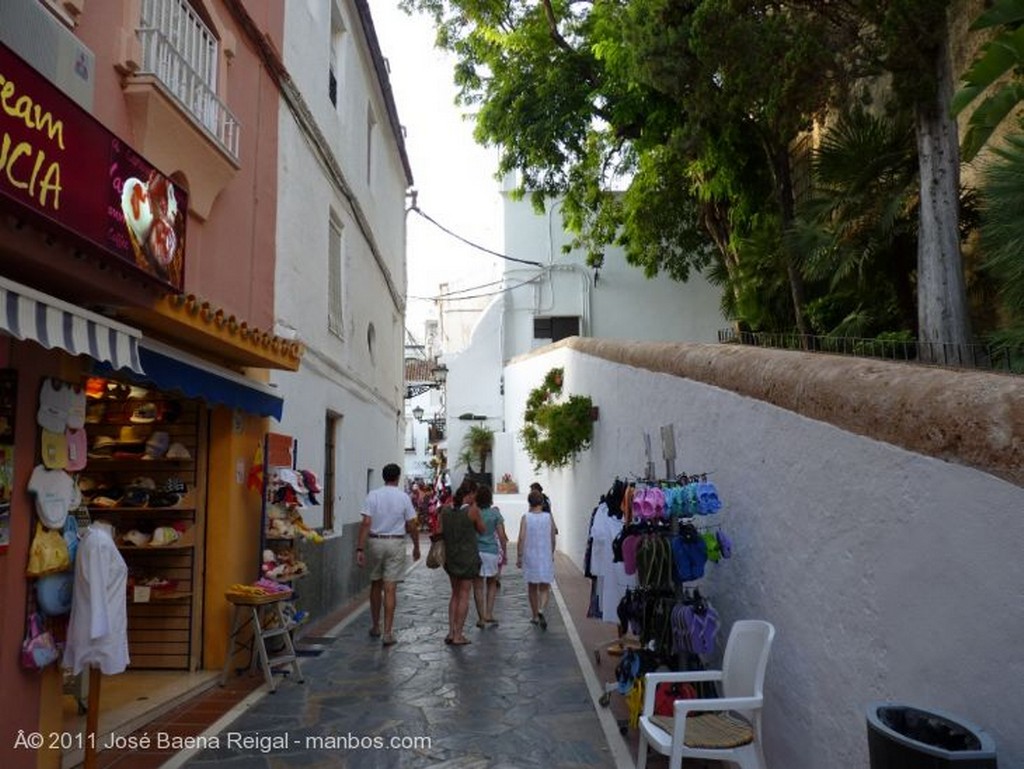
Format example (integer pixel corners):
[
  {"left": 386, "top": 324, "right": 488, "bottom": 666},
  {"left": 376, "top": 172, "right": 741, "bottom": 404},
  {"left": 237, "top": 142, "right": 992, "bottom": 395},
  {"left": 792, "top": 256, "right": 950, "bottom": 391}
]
[
  {"left": 369, "top": 627, "right": 382, "bottom": 638},
  {"left": 475, "top": 621, "right": 487, "bottom": 629},
  {"left": 538, "top": 612, "right": 547, "bottom": 630},
  {"left": 382, "top": 634, "right": 397, "bottom": 646},
  {"left": 485, "top": 618, "right": 499, "bottom": 626},
  {"left": 451, "top": 637, "right": 472, "bottom": 646},
  {"left": 444, "top": 636, "right": 453, "bottom": 645}
]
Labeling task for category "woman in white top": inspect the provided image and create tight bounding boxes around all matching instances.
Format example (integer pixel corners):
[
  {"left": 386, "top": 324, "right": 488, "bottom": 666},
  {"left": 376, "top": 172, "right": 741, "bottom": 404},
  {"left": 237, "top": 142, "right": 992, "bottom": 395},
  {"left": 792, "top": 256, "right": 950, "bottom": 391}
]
[{"left": 516, "top": 489, "right": 557, "bottom": 629}]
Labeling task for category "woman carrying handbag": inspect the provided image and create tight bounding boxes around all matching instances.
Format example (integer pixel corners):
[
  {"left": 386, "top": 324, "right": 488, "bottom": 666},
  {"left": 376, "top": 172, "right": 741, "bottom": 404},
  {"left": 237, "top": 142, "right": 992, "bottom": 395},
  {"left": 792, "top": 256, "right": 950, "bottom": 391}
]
[{"left": 439, "top": 479, "right": 484, "bottom": 646}]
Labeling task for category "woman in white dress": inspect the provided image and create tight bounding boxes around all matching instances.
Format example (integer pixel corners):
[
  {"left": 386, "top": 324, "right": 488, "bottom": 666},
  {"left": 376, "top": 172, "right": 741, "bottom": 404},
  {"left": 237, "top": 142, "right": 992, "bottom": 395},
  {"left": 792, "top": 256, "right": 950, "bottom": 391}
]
[{"left": 516, "top": 489, "right": 558, "bottom": 629}]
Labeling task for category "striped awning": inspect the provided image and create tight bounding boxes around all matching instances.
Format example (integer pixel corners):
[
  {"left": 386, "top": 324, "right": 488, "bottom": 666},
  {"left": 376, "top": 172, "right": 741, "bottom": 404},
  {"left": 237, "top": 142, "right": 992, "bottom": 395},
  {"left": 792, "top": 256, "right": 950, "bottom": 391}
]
[{"left": 0, "top": 276, "right": 145, "bottom": 375}]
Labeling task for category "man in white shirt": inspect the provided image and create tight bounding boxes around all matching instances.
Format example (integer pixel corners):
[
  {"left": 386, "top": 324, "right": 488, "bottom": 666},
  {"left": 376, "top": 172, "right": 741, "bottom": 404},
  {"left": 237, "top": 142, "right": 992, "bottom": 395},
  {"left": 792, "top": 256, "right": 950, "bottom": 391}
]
[{"left": 356, "top": 463, "right": 419, "bottom": 646}]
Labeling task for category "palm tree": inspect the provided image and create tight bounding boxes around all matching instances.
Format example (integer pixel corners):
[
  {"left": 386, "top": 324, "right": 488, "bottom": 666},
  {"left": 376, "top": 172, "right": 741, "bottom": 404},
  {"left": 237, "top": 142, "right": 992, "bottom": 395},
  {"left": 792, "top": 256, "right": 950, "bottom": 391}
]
[
  {"left": 460, "top": 425, "right": 494, "bottom": 476},
  {"left": 977, "top": 134, "right": 1024, "bottom": 369},
  {"left": 792, "top": 107, "right": 920, "bottom": 337}
]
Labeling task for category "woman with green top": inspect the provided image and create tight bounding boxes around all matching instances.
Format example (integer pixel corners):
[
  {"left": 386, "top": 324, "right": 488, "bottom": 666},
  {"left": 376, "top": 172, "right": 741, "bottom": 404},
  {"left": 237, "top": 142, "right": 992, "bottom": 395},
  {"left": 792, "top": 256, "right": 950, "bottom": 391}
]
[
  {"left": 440, "top": 479, "right": 484, "bottom": 645},
  {"left": 472, "top": 484, "right": 508, "bottom": 628}
]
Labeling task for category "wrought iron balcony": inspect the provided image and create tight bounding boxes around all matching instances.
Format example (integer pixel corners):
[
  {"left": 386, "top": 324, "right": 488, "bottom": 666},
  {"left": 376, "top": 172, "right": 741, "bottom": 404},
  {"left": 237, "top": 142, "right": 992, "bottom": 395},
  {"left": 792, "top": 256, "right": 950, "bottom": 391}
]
[{"left": 135, "top": 26, "right": 240, "bottom": 162}]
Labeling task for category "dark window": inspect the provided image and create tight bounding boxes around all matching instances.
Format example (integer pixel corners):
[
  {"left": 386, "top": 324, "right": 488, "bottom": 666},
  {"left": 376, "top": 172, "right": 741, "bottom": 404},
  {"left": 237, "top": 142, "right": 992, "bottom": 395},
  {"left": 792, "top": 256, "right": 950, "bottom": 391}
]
[
  {"left": 328, "top": 67, "right": 338, "bottom": 107},
  {"left": 323, "top": 412, "right": 339, "bottom": 531},
  {"left": 533, "top": 316, "right": 580, "bottom": 342}
]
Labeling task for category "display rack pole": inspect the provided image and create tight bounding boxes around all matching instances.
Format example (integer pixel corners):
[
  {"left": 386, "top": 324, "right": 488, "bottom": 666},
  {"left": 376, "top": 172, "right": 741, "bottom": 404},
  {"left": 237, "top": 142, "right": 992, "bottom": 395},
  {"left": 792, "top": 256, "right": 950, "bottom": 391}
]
[{"left": 83, "top": 666, "right": 101, "bottom": 769}]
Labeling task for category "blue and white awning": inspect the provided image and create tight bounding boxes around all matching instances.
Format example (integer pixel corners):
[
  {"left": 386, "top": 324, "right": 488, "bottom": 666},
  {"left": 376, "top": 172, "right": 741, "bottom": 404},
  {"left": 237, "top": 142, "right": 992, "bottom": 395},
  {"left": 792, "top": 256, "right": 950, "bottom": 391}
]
[
  {"left": 134, "top": 339, "right": 284, "bottom": 420},
  {"left": 0, "top": 276, "right": 145, "bottom": 375}
]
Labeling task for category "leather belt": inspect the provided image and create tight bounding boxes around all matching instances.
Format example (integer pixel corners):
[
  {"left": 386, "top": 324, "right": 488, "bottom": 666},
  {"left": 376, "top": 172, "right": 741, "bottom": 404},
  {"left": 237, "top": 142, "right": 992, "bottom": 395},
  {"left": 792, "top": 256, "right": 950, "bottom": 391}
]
[{"left": 369, "top": 533, "right": 405, "bottom": 539}]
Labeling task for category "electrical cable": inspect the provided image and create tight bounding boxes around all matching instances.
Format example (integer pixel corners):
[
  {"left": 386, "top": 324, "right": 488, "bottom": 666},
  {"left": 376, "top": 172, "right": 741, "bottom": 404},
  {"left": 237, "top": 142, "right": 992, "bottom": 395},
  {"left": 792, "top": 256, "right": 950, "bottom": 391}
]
[
  {"left": 409, "top": 206, "right": 543, "bottom": 266},
  {"left": 408, "top": 275, "right": 544, "bottom": 302}
]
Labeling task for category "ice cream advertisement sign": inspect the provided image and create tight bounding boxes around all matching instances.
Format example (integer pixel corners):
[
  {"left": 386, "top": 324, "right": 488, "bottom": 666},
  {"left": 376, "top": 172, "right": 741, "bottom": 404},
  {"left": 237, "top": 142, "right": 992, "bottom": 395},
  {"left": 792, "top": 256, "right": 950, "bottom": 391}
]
[{"left": 0, "top": 43, "right": 186, "bottom": 290}]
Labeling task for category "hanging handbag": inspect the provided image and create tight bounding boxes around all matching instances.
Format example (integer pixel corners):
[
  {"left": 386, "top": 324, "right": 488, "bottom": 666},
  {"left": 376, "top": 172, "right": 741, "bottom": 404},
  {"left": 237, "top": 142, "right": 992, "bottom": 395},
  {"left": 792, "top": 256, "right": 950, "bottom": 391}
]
[
  {"left": 426, "top": 533, "right": 445, "bottom": 569},
  {"left": 20, "top": 611, "right": 60, "bottom": 670},
  {"left": 63, "top": 512, "right": 80, "bottom": 565},
  {"left": 26, "top": 521, "right": 71, "bottom": 577}
]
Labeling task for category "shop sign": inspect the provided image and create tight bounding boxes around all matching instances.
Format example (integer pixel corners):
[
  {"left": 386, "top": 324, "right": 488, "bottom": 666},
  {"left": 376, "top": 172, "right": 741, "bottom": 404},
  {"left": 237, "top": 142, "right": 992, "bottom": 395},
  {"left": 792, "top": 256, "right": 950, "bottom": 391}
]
[{"left": 0, "top": 43, "right": 186, "bottom": 290}]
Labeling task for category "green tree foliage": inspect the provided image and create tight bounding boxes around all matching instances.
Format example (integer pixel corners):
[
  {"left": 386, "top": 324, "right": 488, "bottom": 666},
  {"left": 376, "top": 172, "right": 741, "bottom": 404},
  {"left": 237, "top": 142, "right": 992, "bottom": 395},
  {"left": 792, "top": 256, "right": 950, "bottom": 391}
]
[
  {"left": 793, "top": 107, "right": 921, "bottom": 336},
  {"left": 951, "top": 0, "right": 1024, "bottom": 160},
  {"left": 977, "top": 136, "right": 1024, "bottom": 363},
  {"left": 402, "top": 0, "right": 978, "bottom": 351},
  {"left": 953, "top": 0, "right": 1024, "bottom": 364}
]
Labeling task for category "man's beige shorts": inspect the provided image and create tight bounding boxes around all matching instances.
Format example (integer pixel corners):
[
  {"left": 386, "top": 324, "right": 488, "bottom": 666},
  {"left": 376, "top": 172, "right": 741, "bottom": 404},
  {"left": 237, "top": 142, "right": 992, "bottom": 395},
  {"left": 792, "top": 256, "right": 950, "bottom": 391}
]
[{"left": 367, "top": 538, "right": 406, "bottom": 582}]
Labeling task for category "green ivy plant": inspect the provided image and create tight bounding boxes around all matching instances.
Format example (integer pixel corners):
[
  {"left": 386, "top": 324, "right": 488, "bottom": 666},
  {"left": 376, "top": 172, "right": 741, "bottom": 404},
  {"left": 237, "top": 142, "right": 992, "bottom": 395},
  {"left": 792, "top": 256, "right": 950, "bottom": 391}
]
[{"left": 520, "top": 367, "right": 594, "bottom": 470}]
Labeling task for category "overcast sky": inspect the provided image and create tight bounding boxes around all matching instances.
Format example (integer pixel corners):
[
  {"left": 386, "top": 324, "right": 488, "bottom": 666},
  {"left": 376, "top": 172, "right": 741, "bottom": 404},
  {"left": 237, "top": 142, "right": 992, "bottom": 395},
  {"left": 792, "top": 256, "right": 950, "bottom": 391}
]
[{"left": 371, "top": 3, "right": 503, "bottom": 339}]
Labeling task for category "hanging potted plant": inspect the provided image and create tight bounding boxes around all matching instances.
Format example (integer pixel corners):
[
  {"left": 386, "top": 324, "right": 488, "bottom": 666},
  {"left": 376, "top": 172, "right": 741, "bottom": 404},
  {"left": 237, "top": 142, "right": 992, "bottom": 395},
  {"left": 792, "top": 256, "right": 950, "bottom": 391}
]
[{"left": 520, "top": 367, "right": 594, "bottom": 470}]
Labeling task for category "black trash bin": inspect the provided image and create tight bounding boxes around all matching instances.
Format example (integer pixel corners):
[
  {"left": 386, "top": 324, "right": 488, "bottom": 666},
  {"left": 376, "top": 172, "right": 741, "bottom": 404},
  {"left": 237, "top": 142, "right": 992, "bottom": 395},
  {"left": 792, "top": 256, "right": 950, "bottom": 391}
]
[{"left": 866, "top": 702, "right": 997, "bottom": 769}]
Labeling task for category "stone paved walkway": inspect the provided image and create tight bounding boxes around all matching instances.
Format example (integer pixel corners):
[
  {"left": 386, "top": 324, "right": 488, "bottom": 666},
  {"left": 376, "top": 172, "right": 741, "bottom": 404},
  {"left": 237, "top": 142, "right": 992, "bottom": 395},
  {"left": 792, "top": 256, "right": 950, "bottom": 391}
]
[{"left": 182, "top": 548, "right": 623, "bottom": 768}]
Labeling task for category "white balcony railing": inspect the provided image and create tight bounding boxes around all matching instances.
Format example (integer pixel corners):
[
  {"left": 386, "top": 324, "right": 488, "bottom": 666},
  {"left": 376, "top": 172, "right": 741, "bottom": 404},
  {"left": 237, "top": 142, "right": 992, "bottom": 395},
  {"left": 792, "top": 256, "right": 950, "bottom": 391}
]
[{"left": 135, "top": 26, "right": 240, "bottom": 161}]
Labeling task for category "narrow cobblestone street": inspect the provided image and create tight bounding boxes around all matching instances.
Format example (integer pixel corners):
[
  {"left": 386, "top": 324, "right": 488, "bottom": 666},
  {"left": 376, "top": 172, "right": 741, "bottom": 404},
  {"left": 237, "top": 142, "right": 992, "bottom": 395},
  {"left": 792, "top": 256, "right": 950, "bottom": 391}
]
[{"left": 180, "top": 548, "right": 623, "bottom": 768}]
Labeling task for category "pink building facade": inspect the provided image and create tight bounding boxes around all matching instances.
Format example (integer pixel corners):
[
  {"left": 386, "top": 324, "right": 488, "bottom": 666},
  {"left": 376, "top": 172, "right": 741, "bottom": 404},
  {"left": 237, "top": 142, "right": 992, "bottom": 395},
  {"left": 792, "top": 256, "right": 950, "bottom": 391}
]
[{"left": 0, "top": 2, "right": 302, "bottom": 766}]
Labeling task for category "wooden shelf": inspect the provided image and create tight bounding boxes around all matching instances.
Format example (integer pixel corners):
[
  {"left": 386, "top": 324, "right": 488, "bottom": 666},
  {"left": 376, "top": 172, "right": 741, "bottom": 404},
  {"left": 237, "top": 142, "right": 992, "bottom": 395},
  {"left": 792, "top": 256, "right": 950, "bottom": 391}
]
[
  {"left": 86, "top": 457, "right": 191, "bottom": 465},
  {"left": 133, "top": 590, "right": 192, "bottom": 602},
  {"left": 118, "top": 543, "right": 195, "bottom": 551},
  {"left": 89, "top": 506, "right": 196, "bottom": 513}
]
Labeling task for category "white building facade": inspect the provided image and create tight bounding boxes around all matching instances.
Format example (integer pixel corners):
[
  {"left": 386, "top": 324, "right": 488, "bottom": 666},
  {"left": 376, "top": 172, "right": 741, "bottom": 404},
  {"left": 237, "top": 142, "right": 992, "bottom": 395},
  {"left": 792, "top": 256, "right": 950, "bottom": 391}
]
[
  {"left": 445, "top": 186, "right": 728, "bottom": 491},
  {"left": 272, "top": 0, "right": 413, "bottom": 612}
]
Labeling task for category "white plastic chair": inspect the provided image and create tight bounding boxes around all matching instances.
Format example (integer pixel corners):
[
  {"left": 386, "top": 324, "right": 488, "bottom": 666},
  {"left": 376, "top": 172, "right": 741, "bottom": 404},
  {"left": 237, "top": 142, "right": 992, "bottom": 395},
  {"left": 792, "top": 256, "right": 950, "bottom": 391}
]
[{"left": 637, "top": 619, "right": 775, "bottom": 769}]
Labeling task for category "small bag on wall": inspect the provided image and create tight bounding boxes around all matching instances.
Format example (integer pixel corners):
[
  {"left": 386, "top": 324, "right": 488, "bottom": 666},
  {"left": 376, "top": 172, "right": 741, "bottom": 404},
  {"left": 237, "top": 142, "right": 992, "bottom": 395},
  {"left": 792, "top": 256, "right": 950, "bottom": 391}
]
[
  {"left": 25, "top": 521, "right": 71, "bottom": 577},
  {"left": 20, "top": 611, "right": 60, "bottom": 671}
]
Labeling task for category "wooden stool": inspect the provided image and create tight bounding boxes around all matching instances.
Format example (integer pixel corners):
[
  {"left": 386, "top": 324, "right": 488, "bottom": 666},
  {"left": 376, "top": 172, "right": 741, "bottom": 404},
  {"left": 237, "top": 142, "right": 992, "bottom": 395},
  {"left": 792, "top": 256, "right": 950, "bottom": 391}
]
[{"left": 220, "top": 590, "right": 304, "bottom": 692}]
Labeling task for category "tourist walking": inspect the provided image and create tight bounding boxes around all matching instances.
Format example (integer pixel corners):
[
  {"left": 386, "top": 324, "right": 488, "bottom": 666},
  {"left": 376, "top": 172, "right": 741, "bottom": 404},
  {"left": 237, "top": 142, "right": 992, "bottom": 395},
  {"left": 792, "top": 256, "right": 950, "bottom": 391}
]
[
  {"left": 441, "top": 479, "right": 484, "bottom": 645},
  {"left": 356, "top": 463, "right": 420, "bottom": 646},
  {"left": 529, "top": 481, "right": 552, "bottom": 512},
  {"left": 472, "top": 484, "right": 507, "bottom": 628},
  {"left": 517, "top": 489, "right": 557, "bottom": 629}
]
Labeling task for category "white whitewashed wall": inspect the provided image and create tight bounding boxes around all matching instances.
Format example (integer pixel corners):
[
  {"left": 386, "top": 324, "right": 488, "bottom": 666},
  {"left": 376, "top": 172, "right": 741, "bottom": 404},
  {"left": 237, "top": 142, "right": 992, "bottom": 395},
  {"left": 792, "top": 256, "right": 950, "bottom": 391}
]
[{"left": 504, "top": 344, "right": 1024, "bottom": 769}]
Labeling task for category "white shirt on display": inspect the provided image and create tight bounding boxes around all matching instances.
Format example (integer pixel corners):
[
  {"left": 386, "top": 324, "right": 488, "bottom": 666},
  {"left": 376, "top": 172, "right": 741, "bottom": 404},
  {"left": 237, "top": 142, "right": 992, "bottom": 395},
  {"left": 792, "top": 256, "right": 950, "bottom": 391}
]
[{"left": 63, "top": 522, "right": 130, "bottom": 675}]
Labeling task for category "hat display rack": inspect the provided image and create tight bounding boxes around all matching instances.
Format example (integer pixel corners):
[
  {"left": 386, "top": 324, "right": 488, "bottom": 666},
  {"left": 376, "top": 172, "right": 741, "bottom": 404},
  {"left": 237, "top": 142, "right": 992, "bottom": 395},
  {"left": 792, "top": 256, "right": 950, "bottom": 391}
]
[
  {"left": 587, "top": 426, "right": 733, "bottom": 726},
  {"left": 73, "top": 375, "right": 203, "bottom": 672}
]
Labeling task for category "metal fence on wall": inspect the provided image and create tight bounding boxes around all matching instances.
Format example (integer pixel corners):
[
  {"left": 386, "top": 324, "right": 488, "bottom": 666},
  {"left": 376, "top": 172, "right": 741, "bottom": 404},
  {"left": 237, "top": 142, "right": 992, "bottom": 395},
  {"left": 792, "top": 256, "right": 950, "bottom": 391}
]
[{"left": 717, "top": 329, "right": 1024, "bottom": 374}]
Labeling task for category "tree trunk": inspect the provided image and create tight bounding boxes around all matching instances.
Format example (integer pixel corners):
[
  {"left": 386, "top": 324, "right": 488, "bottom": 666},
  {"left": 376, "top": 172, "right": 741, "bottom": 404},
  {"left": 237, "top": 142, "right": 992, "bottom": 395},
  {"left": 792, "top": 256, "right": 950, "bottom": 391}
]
[
  {"left": 699, "top": 200, "right": 745, "bottom": 329},
  {"left": 772, "top": 144, "right": 810, "bottom": 341},
  {"left": 915, "top": 24, "right": 972, "bottom": 366}
]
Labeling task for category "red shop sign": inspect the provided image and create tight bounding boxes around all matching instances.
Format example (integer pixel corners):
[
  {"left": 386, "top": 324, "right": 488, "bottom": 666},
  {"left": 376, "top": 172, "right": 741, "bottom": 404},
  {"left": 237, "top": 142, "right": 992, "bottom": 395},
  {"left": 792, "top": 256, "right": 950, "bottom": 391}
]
[{"left": 0, "top": 42, "right": 186, "bottom": 290}]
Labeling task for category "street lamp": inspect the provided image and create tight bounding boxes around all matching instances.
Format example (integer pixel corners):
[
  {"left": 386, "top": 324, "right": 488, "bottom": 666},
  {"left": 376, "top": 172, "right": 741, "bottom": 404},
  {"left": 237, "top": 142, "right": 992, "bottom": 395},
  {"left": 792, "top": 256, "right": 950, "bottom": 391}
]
[
  {"left": 405, "top": 362, "right": 448, "bottom": 399},
  {"left": 411, "top": 404, "right": 446, "bottom": 438}
]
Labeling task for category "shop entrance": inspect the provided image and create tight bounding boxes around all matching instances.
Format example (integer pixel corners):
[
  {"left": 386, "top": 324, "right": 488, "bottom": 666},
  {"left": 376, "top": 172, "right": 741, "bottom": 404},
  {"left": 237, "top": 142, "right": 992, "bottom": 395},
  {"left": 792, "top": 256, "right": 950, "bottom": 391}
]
[{"left": 59, "top": 375, "right": 212, "bottom": 764}]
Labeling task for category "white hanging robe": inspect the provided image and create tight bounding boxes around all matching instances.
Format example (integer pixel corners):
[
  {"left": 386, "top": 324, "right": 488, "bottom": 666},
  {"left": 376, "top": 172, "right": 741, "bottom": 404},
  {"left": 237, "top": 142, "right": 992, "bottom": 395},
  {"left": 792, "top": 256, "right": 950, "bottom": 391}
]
[{"left": 63, "top": 522, "right": 129, "bottom": 675}]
